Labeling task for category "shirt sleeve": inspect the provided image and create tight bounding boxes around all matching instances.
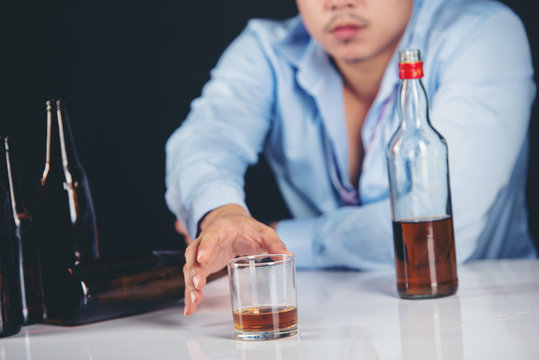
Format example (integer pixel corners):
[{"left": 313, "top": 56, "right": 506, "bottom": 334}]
[
  {"left": 277, "top": 7, "right": 536, "bottom": 270},
  {"left": 165, "top": 24, "right": 276, "bottom": 239},
  {"left": 277, "top": 200, "right": 395, "bottom": 270}
]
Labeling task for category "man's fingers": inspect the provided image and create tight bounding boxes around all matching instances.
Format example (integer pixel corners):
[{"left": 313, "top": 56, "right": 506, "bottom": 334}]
[
  {"left": 258, "top": 225, "right": 292, "bottom": 256},
  {"left": 183, "top": 288, "right": 203, "bottom": 316},
  {"left": 183, "top": 262, "right": 205, "bottom": 316},
  {"left": 267, "top": 242, "right": 292, "bottom": 256},
  {"left": 183, "top": 240, "right": 207, "bottom": 316},
  {"left": 184, "top": 240, "right": 199, "bottom": 265},
  {"left": 197, "top": 227, "right": 227, "bottom": 264},
  {"left": 192, "top": 268, "right": 208, "bottom": 289},
  {"left": 183, "top": 288, "right": 195, "bottom": 315},
  {"left": 182, "top": 262, "right": 195, "bottom": 315}
]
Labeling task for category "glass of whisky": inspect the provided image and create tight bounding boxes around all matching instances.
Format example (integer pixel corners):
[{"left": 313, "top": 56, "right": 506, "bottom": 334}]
[{"left": 227, "top": 254, "right": 297, "bottom": 341}]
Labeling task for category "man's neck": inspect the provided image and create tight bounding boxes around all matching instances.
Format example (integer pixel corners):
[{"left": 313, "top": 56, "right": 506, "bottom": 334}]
[{"left": 333, "top": 49, "right": 394, "bottom": 105}]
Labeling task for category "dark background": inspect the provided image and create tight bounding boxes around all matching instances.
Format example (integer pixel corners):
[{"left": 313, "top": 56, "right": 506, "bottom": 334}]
[{"left": 2, "top": 0, "right": 538, "bottom": 258}]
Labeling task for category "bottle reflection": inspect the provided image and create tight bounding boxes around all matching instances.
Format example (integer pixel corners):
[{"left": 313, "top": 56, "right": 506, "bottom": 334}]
[
  {"left": 398, "top": 298, "right": 464, "bottom": 360},
  {"left": 8, "top": 328, "right": 97, "bottom": 360},
  {"left": 337, "top": 326, "right": 379, "bottom": 359},
  {"left": 23, "top": 331, "right": 32, "bottom": 360},
  {"left": 0, "top": 328, "right": 32, "bottom": 360}
]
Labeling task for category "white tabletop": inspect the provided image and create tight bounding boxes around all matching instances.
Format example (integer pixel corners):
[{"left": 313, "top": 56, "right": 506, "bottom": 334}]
[{"left": 3, "top": 259, "right": 539, "bottom": 360}]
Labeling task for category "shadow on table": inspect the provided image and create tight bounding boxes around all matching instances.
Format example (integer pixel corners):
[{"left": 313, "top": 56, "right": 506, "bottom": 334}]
[
  {"left": 309, "top": 269, "right": 398, "bottom": 298},
  {"left": 359, "top": 271, "right": 398, "bottom": 298}
]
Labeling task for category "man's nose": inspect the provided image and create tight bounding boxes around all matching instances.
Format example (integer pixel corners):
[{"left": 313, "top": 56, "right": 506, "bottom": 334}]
[{"left": 328, "top": 0, "right": 357, "bottom": 10}]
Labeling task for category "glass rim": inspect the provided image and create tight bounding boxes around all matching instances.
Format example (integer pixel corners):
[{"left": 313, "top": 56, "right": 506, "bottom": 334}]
[{"left": 227, "top": 254, "right": 294, "bottom": 268}]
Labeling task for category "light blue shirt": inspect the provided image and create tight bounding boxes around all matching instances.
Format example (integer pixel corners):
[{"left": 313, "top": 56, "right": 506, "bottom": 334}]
[{"left": 165, "top": 0, "right": 537, "bottom": 270}]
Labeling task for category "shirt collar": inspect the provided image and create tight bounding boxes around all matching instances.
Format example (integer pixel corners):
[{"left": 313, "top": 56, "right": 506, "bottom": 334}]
[
  {"left": 273, "top": 16, "right": 310, "bottom": 67},
  {"left": 274, "top": 16, "right": 341, "bottom": 98},
  {"left": 276, "top": 19, "right": 351, "bottom": 186}
]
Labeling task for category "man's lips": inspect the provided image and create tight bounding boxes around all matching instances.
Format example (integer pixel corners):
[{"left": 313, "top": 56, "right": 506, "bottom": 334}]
[{"left": 330, "top": 24, "right": 364, "bottom": 40}]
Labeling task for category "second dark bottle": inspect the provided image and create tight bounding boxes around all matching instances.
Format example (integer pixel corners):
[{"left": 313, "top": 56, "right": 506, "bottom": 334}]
[{"left": 37, "top": 99, "right": 100, "bottom": 320}]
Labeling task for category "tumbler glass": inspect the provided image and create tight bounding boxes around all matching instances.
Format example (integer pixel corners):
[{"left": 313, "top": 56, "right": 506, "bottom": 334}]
[{"left": 227, "top": 254, "right": 297, "bottom": 341}]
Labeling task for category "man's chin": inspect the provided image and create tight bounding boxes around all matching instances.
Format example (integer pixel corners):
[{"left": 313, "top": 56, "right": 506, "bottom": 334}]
[
  {"left": 326, "top": 44, "right": 374, "bottom": 64},
  {"left": 340, "top": 56, "right": 368, "bottom": 64},
  {"left": 334, "top": 52, "right": 372, "bottom": 64},
  {"left": 330, "top": 44, "right": 393, "bottom": 65}
]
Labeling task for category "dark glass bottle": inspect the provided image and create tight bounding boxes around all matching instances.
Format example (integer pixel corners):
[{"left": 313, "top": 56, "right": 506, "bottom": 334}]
[
  {"left": 44, "top": 251, "right": 184, "bottom": 325},
  {"left": 4, "top": 136, "right": 44, "bottom": 324},
  {"left": 37, "top": 99, "right": 100, "bottom": 320},
  {"left": 0, "top": 140, "right": 22, "bottom": 337},
  {"left": 386, "top": 49, "right": 458, "bottom": 299}
]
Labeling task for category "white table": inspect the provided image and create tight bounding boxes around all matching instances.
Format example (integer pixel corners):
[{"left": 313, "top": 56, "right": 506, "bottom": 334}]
[{"left": 3, "top": 259, "right": 539, "bottom": 360}]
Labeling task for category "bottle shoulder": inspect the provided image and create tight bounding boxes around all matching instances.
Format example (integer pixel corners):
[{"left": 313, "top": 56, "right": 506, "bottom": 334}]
[
  {"left": 40, "top": 164, "right": 87, "bottom": 184},
  {"left": 388, "top": 126, "right": 448, "bottom": 157}
]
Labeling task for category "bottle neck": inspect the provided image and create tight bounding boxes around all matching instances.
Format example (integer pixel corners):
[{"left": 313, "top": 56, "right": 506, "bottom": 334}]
[
  {"left": 56, "top": 101, "right": 81, "bottom": 186},
  {"left": 397, "top": 59, "right": 431, "bottom": 130},
  {"left": 41, "top": 101, "right": 53, "bottom": 185},
  {"left": 41, "top": 100, "right": 83, "bottom": 186},
  {"left": 398, "top": 77, "right": 431, "bottom": 130},
  {"left": 3, "top": 137, "right": 30, "bottom": 226}
]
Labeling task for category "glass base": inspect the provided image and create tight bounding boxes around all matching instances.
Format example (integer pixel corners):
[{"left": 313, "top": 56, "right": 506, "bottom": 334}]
[{"left": 234, "top": 326, "right": 298, "bottom": 341}]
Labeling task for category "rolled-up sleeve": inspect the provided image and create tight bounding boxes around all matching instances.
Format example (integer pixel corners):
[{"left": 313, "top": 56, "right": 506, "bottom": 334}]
[{"left": 276, "top": 199, "right": 394, "bottom": 270}]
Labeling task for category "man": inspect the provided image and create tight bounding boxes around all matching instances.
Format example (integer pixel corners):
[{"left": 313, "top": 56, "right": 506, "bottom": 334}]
[{"left": 166, "top": 0, "right": 537, "bottom": 315}]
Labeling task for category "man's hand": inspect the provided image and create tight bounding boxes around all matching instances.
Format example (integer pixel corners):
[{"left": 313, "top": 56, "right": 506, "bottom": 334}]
[{"left": 182, "top": 204, "right": 291, "bottom": 316}]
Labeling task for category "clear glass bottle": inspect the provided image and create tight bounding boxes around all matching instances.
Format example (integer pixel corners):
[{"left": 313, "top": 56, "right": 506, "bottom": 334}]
[
  {"left": 37, "top": 99, "right": 100, "bottom": 320},
  {"left": 4, "top": 136, "right": 44, "bottom": 324},
  {"left": 386, "top": 49, "right": 458, "bottom": 299}
]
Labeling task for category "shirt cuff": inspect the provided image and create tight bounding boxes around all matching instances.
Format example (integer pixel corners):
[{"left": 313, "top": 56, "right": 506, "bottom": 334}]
[
  {"left": 275, "top": 217, "right": 320, "bottom": 270},
  {"left": 189, "top": 184, "right": 248, "bottom": 239}
]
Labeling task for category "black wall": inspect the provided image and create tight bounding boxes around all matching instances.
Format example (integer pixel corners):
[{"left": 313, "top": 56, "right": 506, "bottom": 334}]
[
  {"left": 3, "top": 0, "right": 538, "bottom": 257},
  {"left": 3, "top": 0, "right": 297, "bottom": 258}
]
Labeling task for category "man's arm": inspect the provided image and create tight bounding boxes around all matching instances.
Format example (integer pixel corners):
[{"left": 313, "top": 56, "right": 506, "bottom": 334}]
[
  {"left": 276, "top": 199, "right": 395, "bottom": 270},
  {"left": 165, "top": 22, "right": 292, "bottom": 315},
  {"left": 165, "top": 23, "right": 277, "bottom": 239}
]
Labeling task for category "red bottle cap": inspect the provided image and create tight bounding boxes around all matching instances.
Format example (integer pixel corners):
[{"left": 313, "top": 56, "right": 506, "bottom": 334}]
[{"left": 399, "top": 61, "right": 424, "bottom": 79}]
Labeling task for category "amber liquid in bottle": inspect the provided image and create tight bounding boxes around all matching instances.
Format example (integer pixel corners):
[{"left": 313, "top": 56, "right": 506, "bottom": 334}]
[
  {"left": 392, "top": 216, "right": 458, "bottom": 299},
  {"left": 233, "top": 305, "right": 297, "bottom": 332}
]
